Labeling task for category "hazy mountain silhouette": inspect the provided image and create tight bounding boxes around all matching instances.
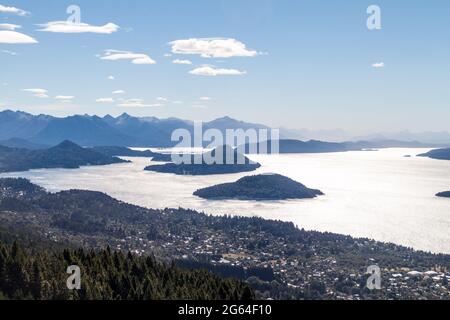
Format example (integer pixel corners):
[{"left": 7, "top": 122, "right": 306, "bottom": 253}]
[
  {"left": 0, "top": 111, "right": 271, "bottom": 147},
  {"left": 0, "top": 110, "right": 51, "bottom": 140},
  {"left": 0, "top": 110, "right": 447, "bottom": 149},
  {"left": 0, "top": 140, "right": 126, "bottom": 173}
]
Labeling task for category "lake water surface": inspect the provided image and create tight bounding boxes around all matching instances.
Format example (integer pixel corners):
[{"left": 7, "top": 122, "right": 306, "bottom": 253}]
[{"left": 2, "top": 148, "right": 450, "bottom": 254}]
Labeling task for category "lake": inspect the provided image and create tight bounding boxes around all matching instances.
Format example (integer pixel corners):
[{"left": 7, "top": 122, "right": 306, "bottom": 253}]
[{"left": 2, "top": 148, "right": 450, "bottom": 254}]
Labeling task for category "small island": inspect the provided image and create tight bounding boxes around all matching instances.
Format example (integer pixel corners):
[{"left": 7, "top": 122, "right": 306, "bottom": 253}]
[
  {"left": 418, "top": 148, "right": 450, "bottom": 161},
  {"left": 436, "top": 191, "right": 450, "bottom": 198},
  {"left": 91, "top": 146, "right": 157, "bottom": 158},
  {"left": 150, "top": 152, "right": 175, "bottom": 162},
  {"left": 194, "top": 174, "right": 324, "bottom": 200},
  {"left": 145, "top": 145, "right": 261, "bottom": 176}
]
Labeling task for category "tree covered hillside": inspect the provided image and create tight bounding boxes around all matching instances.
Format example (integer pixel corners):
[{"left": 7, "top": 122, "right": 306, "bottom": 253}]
[{"left": 0, "top": 236, "right": 253, "bottom": 300}]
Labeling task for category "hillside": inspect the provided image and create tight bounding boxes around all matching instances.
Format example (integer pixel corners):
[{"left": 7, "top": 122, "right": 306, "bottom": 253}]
[
  {"left": 436, "top": 191, "right": 450, "bottom": 198},
  {"left": 0, "top": 138, "right": 49, "bottom": 150},
  {"left": 0, "top": 236, "right": 253, "bottom": 300},
  {"left": 0, "top": 178, "right": 449, "bottom": 300},
  {"left": 0, "top": 140, "right": 127, "bottom": 173},
  {"left": 194, "top": 174, "right": 324, "bottom": 200},
  {"left": 30, "top": 115, "right": 135, "bottom": 147},
  {"left": 418, "top": 148, "right": 450, "bottom": 161},
  {"left": 0, "top": 110, "right": 51, "bottom": 141}
]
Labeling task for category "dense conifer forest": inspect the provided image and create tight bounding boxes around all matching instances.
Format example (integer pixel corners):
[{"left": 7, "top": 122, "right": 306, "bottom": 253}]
[{"left": 0, "top": 229, "right": 253, "bottom": 300}]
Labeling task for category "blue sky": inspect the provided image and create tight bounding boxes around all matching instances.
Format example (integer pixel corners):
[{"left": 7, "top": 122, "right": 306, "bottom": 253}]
[{"left": 0, "top": 0, "right": 449, "bottom": 134}]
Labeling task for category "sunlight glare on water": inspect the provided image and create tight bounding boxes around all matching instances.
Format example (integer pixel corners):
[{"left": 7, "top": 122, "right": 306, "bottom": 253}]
[{"left": 2, "top": 148, "right": 450, "bottom": 254}]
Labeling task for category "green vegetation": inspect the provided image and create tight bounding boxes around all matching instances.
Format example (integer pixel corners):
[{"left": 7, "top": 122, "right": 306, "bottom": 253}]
[
  {"left": 1, "top": 178, "right": 449, "bottom": 300},
  {"left": 194, "top": 174, "right": 324, "bottom": 200},
  {"left": 0, "top": 236, "right": 253, "bottom": 300}
]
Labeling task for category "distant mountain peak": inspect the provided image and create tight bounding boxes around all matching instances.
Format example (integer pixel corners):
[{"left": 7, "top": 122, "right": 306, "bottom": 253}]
[
  {"left": 53, "top": 140, "right": 82, "bottom": 149},
  {"left": 118, "top": 112, "right": 132, "bottom": 119},
  {"left": 213, "top": 116, "right": 239, "bottom": 122}
]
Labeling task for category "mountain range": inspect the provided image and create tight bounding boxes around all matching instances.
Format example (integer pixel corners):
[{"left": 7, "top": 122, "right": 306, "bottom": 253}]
[
  {"left": 0, "top": 110, "right": 449, "bottom": 148},
  {"left": 0, "top": 110, "right": 273, "bottom": 148}
]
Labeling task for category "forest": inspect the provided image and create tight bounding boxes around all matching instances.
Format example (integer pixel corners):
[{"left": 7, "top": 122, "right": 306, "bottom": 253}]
[{"left": 0, "top": 228, "right": 253, "bottom": 300}]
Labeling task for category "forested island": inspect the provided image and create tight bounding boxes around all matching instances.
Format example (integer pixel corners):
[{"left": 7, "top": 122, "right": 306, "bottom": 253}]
[
  {"left": 90, "top": 146, "right": 157, "bottom": 158},
  {"left": 1, "top": 178, "right": 449, "bottom": 300},
  {"left": 0, "top": 140, "right": 127, "bottom": 173},
  {"left": 418, "top": 148, "right": 450, "bottom": 160},
  {"left": 194, "top": 174, "right": 324, "bottom": 200},
  {"left": 89, "top": 146, "right": 172, "bottom": 162},
  {"left": 436, "top": 191, "right": 450, "bottom": 198},
  {"left": 145, "top": 145, "right": 261, "bottom": 175},
  {"left": 149, "top": 152, "right": 175, "bottom": 162}
]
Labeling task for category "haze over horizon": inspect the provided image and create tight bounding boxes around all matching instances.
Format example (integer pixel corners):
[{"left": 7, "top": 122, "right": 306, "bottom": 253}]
[{"left": 1, "top": 0, "right": 450, "bottom": 135}]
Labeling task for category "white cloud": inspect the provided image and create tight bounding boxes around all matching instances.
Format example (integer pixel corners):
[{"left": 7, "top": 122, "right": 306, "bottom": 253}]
[
  {"left": 55, "top": 95, "right": 74, "bottom": 102},
  {"left": 107, "top": 75, "right": 115, "bottom": 80},
  {"left": 172, "top": 59, "right": 192, "bottom": 65},
  {"left": 2, "top": 49, "right": 17, "bottom": 55},
  {"left": 192, "top": 105, "right": 207, "bottom": 109},
  {"left": 117, "top": 99, "right": 162, "bottom": 108},
  {"left": 0, "top": 23, "right": 21, "bottom": 30},
  {"left": 156, "top": 97, "right": 168, "bottom": 102},
  {"left": 189, "top": 66, "right": 247, "bottom": 76},
  {"left": 372, "top": 62, "right": 385, "bottom": 68},
  {"left": 96, "top": 98, "right": 114, "bottom": 103},
  {"left": 164, "top": 53, "right": 172, "bottom": 57},
  {"left": 112, "top": 90, "right": 125, "bottom": 95},
  {"left": 0, "top": 30, "right": 38, "bottom": 44},
  {"left": 23, "top": 89, "right": 47, "bottom": 94},
  {"left": 170, "top": 38, "right": 259, "bottom": 58},
  {"left": 38, "top": 21, "right": 119, "bottom": 34},
  {"left": 172, "top": 101, "right": 182, "bottom": 104},
  {"left": 199, "top": 96, "right": 211, "bottom": 101},
  {"left": 100, "top": 50, "right": 156, "bottom": 65},
  {"left": 22, "top": 88, "right": 48, "bottom": 98},
  {"left": 0, "top": 4, "right": 29, "bottom": 16}
]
